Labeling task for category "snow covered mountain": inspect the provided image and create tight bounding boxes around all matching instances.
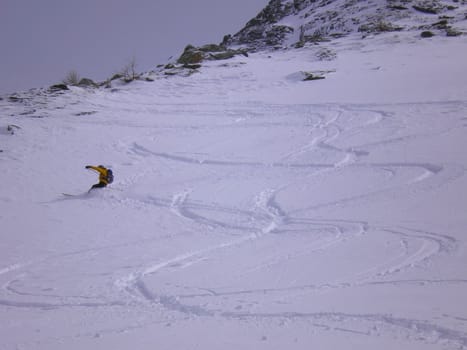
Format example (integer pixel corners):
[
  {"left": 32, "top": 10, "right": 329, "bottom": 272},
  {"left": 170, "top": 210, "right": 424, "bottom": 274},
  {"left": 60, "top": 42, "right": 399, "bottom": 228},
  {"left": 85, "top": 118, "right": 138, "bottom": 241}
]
[{"left": 1, "top": 1, "right": 467, "bottom": 349}]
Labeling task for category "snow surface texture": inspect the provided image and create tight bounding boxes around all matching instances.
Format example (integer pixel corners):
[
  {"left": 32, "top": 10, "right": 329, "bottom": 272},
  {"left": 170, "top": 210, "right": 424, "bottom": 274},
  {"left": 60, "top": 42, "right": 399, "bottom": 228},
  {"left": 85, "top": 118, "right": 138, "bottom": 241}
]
[{"left": 2, "top": 31, "right": 467, "bottom": 349}]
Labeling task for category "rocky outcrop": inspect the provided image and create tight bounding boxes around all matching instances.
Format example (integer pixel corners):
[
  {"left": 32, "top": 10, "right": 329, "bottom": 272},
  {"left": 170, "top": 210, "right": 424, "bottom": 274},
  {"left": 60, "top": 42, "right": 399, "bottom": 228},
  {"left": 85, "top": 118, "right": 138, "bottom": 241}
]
[
  {"left": 77, "top": 78, "right": 98, "bottom": 88},
  {"left": 177, "top": 45, "right": 205, "bottom": 65},
  {"left": 226, "top": 0, "right": 466, "bottom": 49},
  {"left": 177, "top": 44, "right": 248, "bottom": 65},
  {"left": 226, "top": 0, "right": 298, "bottom": 48}
]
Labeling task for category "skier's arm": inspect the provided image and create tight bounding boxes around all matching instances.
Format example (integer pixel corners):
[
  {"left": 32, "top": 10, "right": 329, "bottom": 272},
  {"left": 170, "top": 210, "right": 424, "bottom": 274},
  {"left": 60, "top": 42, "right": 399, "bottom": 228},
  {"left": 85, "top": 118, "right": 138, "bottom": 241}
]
[{"left": 85, "top": 165, "right": 106, "bottom": 175}]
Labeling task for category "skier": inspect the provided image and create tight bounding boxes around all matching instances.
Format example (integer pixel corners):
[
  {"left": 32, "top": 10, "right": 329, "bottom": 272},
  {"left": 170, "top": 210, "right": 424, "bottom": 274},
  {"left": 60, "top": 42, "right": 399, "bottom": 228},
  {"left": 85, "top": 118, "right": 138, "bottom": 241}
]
[{"left": 86, "top": 165, "right": 113, "bottom": 192}]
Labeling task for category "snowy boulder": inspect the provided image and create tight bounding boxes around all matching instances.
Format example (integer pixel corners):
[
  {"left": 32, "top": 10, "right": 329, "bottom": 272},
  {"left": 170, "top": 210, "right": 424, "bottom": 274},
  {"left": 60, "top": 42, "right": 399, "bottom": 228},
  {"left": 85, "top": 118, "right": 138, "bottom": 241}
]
[
  {"left": 286, "top": 71, "right": 327, "bottom": 82},
  {"left": 301, "top": 71, "right": 326, "bottom": 81}
]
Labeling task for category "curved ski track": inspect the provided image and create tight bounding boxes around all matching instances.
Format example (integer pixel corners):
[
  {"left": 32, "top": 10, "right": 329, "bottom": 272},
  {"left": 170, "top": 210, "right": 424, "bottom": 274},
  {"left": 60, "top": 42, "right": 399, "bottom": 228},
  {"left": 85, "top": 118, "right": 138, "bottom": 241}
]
[
  {"left": 2, "top": 99, "right": 467, "bottom": 349},
  {"left": 113, "top": 102, "right": 465, "bottom": 347}
]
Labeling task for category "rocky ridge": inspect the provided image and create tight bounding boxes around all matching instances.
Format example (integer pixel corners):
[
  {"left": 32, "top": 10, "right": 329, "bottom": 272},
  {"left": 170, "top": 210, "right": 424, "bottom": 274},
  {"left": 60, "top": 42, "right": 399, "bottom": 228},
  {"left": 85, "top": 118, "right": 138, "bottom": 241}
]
[
  {"left": 1, "top": 0, "right": 466, "bottom": 102},
  {"left": 226, "top": 0, "right": 467, "bottom": 49}
]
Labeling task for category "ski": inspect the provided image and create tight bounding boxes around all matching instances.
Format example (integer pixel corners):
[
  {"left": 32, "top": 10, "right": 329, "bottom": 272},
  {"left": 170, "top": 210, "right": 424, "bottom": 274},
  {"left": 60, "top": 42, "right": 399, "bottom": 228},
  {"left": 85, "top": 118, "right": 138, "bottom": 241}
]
[{"left": 62, "top": 192, "right": 89, "bottom": 198}]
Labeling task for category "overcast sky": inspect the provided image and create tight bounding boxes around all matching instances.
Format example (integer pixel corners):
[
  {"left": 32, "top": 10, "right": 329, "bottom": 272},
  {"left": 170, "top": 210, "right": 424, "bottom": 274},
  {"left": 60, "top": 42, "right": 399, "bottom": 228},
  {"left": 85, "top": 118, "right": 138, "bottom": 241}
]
[{"left": 0, "top": 0, "right": 268, "bottom": 94}]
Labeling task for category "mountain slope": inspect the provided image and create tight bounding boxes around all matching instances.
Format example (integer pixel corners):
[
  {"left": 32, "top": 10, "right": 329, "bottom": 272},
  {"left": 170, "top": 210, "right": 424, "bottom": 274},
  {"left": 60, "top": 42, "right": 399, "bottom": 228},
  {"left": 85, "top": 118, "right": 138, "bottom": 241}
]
[
  {"left": 228, "top": 0, "right": 467, "bottom": 48},
  {"left": 1, "top": 3, "right": 467, "bottom": 350}
]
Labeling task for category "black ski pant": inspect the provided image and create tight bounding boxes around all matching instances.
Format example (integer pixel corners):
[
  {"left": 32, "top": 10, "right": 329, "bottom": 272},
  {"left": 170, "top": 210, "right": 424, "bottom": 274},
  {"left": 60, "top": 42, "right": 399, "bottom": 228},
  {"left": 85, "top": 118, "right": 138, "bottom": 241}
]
[{"left": 89, "top": 182, "right": 107, "bottom": 191}]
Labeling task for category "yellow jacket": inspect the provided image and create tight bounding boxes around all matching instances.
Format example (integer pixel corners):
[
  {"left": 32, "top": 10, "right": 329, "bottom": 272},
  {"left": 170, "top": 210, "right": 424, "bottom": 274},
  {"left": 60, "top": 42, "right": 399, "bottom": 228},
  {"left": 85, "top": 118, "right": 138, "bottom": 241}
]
[{"left": 86, "top": 165, "right": 111, "bottom": 185}]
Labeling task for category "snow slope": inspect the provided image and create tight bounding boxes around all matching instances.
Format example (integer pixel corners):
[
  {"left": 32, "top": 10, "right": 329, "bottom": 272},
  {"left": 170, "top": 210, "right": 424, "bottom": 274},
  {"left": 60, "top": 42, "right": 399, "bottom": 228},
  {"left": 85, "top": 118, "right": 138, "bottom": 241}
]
[{"left": 1, "top": 30, "right": 467, "bottom": 349}]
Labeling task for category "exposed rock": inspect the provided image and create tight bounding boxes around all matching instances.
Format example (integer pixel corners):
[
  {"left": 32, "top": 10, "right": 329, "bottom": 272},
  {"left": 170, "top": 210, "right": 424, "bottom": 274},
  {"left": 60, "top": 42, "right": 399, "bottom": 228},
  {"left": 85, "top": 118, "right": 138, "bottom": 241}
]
[
  {"left": 7, "top": 124, "right": 21, "bottom": 135},
  {"left": 74, "top": 111, "right": 97, "bottom": 116},
  {"left": 315, "top": 47, "right": 337, "bottom": 61},
  {"left": 177, "top": 44, "right": 249, "bottom": 65},
  {"left": 183, "top": 64, "right": 202, "bottom": 70},
  {"left": 265, "top": 25, "right": 294, "bottom": 46},
  {"left": 49, "top": 84, "right": 69, "bottom": 92},
  {"left": 110, "top": 73, "right": 123, "bottom": 81},
  {"left": 163, "top": 65, "right": 199, "bottom": 78},
  {"left": 177, "top": 45, "right": 205, "bottom": 65},
  {"left": 421, "top": 30, "right": 435, "bottom": 37},
  {"left": 210, "top": 50, "right": 248, "bottom": 60},
  {"left": 19, "top": 109, "right": 36, "bottom": 116},
  {"left": 101, "top": 81, "right": 112, "bottom": 89},
  {"left": 432, "top": 19, "right": 449, "bottom": 29},
  {"left": 221, "top": 34, "right": 232, "bottom": 47},
  {"left": 199, "top": 44, "right": 226, "bottom": 52},
  {"left": 413, "top": 3, "right": 443, "bottom": 14},
  {"left": 227, "top": 0, "right": 466, "bottom": 49},
  {"left": 78, "top": 78, "right": 98, "bottom": 88},
  {"left": 388, "top": 5, "right": 409, "bottom": 11},
  {"left": 446, "top": 27, "right": 463, "bottom": 36},
  {"left": 8, "top": 95, "right": 22, "bottom": 102},
  {"left": 358, "top": 21, "right": 404, "bottom": 34},
  {"left": 227, "top": 0, "right": 297, "bottom": 48},
  {"left": 302, "top": 71, "right": 326, "bottom": 81}
]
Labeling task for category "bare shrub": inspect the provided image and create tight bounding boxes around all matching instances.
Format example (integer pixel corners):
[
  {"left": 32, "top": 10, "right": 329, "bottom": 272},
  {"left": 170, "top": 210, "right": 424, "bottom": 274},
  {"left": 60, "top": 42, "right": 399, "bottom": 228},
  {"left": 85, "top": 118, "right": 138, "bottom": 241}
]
[
  {"left": 63, "top": 70, "right": 80, "bottom": 86},
  {"left": 120, "top": 58, "right": 139, "bottom": 82}
]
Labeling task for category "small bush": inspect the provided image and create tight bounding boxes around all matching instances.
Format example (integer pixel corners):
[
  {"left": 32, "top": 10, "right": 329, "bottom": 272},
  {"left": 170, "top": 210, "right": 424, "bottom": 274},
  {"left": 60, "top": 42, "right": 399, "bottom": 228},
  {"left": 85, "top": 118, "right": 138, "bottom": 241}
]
[
  {"left": 63, "top": 70, "right": 80, "bottom": 86},
  {"left": 120, "top": 58, "right": 139, "bottom": 82}
]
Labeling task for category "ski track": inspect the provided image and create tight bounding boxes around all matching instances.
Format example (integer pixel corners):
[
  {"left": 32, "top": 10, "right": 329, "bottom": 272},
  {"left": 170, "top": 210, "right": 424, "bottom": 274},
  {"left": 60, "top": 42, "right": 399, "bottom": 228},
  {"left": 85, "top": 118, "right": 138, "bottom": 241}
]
[
  {"left": 91, "top": 102, "right": 466, "bottom": 348},
  {"left": 2, "top": 86, "right": 467, "bottom": 348}
]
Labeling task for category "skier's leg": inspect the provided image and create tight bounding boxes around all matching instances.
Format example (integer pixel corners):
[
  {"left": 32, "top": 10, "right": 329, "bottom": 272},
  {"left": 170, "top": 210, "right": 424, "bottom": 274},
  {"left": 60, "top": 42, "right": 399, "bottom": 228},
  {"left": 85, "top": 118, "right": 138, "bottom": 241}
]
[{"left": 89, "top": 182, "right": 107, "bottom": 192}]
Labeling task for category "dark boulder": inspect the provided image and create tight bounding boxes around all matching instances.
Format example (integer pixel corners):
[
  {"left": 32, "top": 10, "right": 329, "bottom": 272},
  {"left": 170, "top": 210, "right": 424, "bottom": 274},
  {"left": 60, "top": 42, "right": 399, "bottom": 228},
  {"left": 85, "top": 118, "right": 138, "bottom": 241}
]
[
  {"left": 421, "top": 30, "right": 435, "bottom": 37},
  {"left": 177, "top": 44, "right": 249, "bottom": 65},
  {"left": 78, "top": 78, "right": 98, "bottom": 88},
  {"left": 49, "top": 84, "right": 69, "bottom": 92},
  {"left": 177, "top": 45, "right": 205, "bottom": 65}
]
